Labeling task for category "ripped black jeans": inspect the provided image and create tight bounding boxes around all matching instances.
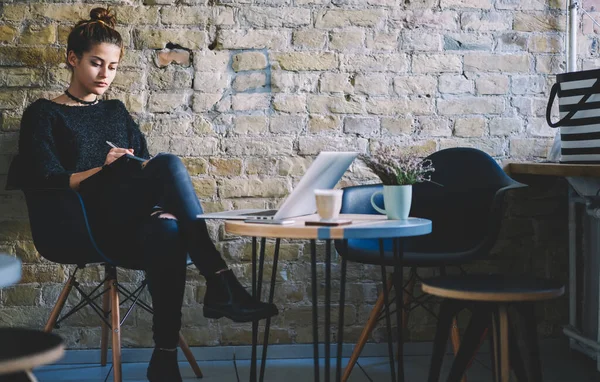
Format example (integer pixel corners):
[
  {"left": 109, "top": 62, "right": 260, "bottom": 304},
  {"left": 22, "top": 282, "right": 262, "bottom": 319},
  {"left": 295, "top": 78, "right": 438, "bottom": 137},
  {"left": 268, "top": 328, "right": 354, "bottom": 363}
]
[{"left": 80, "top": 153, "right": 227, "bottom": 348}]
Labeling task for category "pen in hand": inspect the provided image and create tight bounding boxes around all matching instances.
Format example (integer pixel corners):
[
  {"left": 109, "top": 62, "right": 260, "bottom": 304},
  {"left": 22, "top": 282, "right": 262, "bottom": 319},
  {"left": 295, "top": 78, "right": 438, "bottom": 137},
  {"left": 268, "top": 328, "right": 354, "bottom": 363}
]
[{"left": 106, "top": 141, "right": 149, "bottom": 163}]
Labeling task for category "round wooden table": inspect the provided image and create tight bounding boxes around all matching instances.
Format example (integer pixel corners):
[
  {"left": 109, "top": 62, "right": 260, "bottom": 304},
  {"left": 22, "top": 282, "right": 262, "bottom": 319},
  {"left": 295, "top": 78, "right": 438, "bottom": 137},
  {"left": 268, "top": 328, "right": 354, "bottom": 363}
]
[
  {"left": 0, "top": 254, "right": 64, "bottom": 382},
  {"left": 225, "top": 214, "right": 432, "bottom": 382}
]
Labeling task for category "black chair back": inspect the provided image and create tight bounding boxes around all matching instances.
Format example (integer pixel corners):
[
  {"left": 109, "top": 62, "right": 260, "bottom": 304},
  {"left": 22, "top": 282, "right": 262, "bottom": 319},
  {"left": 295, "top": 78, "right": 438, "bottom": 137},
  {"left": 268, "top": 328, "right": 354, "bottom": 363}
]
[
  {"left": 6, "top": 155, "right": 110, "bottom": 266},
  {"left": 340, "top": 147, "right": 526, "bottom": 265}
]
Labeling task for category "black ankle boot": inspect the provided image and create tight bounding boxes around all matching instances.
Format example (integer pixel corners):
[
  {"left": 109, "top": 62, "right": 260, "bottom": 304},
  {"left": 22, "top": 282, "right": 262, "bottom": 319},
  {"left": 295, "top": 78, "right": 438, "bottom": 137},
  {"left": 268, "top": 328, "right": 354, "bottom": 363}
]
[
  {"left": 203, "top": 269, "right": 278, "bottom": 322},
  {"left": 146, "top": 348, "right": 182, "bottom": 382}
]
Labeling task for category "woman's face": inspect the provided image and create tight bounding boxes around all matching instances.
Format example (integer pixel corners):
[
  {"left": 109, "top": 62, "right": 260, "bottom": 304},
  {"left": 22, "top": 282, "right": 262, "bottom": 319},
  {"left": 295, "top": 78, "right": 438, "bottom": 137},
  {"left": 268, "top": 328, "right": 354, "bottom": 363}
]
[{"left": 68, "top": 42, "right": 121, "bottom": 96}]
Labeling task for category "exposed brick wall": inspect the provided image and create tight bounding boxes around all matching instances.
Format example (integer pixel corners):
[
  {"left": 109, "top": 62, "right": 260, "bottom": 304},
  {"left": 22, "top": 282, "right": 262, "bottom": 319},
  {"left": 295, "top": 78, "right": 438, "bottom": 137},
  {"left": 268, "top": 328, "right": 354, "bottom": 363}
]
[{"left": 0, "top": 0, "right": 575, "bottom": 348}]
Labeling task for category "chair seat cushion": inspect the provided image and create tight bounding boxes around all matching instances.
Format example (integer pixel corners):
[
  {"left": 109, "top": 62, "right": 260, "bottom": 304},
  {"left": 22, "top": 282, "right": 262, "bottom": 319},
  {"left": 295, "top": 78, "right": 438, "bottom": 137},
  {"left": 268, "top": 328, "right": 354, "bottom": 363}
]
[
  {"left": 0, "top": 328, "right": 64, "bottom": 374},
  {"left": 421, "top": 274, "right": 565, "bottom": 302}
]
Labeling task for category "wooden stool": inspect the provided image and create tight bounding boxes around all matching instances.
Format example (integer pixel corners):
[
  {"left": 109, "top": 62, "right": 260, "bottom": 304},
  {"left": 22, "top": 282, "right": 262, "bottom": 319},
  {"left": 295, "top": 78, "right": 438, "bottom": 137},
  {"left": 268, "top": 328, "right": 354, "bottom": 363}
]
[
  {"left": 422, "top": 274, "right": 564, "bottom": 382},
  {"left": 0, "top": 328, "right": 64, "bottom": 382}
]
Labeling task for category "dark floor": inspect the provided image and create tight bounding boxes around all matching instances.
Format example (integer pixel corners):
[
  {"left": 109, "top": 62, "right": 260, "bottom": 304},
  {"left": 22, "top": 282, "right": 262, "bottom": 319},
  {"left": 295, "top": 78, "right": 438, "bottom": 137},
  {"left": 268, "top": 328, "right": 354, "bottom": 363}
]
[{"left": 34, "top": 339, "right": 600, "bottom": 381}]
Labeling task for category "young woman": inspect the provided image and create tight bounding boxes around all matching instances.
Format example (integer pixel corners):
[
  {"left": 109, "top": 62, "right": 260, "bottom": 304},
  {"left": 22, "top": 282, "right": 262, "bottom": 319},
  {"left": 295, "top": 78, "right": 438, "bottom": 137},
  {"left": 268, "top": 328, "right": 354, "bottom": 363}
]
[{"left": 17, "top": 7, "right": 277, "bottom": 381}]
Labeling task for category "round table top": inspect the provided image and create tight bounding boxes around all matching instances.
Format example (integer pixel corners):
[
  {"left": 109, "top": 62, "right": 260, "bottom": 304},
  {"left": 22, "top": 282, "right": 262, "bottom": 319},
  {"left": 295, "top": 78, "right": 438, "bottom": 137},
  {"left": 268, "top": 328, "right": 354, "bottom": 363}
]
[
  {"left": 0, "top": 328, "right": 64, "bottom": 375},
  {"left": 0, "top": 254, "right": 21, "bottom": 289},
  {"left": 225, "top": 214, "right": 432, "bottom": 240}
]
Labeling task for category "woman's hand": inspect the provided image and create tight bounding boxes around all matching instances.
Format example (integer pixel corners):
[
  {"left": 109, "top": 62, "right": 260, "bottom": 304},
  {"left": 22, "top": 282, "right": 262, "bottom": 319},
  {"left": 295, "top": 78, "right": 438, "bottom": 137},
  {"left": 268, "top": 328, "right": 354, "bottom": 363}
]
[{"left": 104, "top": 148, "right": 134, "bottom": 166}]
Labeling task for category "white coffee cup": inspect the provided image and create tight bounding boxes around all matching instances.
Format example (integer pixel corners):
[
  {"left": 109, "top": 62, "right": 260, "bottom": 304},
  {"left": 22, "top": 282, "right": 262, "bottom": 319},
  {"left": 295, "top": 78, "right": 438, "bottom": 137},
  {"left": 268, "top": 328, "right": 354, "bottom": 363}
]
[{"left": 315, "top": 189, "right": 343, "bottom": 221}]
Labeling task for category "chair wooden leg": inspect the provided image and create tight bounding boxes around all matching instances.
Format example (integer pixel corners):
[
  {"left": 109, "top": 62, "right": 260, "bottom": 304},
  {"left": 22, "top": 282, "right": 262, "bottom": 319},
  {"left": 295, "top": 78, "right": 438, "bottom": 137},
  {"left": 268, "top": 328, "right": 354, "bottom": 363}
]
[
  {"left": 427, "top": 299, "right": 465, "bottom": 382},
  {"left": 341, "top": 277, "right": 393, "bottom": 382},
  {"left": 179, "top": 333, "right": 203, "bottom": 378},
  {"left": 450, "top": 316, "right": 468, "bottom": 382},
  {"left": 101, "top": 278, "right": 111, "bottom": 366},
  {"left": 491, "top": 305, "right": 510, "bottom": 382},
  {"left": 44, "top": 273, "right": 76, "bottom": 333},
  {"left": 109, "top": 275, "right": 122, "bottom": 382}
]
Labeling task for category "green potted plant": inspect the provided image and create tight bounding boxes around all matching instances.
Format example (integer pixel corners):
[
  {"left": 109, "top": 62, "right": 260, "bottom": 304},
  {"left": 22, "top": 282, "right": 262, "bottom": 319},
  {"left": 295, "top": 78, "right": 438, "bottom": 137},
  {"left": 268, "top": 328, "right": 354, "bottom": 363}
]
[{"left": 360, "top": 147, "right": 435, "bottom": 220}]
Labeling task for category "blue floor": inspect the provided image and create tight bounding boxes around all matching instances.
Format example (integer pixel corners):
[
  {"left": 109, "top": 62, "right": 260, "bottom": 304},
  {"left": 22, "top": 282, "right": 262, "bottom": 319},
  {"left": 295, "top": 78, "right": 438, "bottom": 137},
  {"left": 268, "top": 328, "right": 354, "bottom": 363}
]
[{"left": 34, "top": 341, "right": 600, "bottom": 382}]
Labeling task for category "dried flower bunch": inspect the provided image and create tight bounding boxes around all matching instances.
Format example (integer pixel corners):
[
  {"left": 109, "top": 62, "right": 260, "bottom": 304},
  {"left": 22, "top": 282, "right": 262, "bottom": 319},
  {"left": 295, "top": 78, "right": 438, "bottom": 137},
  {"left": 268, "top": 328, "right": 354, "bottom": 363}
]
[{"left": 360, "top": 146, "right": 435, "bottom": 186}]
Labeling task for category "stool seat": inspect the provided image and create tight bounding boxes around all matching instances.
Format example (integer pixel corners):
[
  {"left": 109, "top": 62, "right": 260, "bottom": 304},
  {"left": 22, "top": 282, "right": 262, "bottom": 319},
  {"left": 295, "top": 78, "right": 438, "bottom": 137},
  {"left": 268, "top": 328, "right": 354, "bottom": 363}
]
[
  {"left": 0, "top": 328, "right": 64, "bottom": 375},
  {"left": 421, "top": 274, "right": 565, "bottom": 302}
]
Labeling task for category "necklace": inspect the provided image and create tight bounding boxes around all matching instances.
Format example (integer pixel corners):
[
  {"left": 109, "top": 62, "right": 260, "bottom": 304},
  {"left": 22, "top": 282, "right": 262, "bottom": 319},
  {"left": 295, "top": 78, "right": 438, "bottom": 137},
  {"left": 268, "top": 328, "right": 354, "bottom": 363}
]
[{"left": 64, "top": 89, "right": 98, "bottom": 105}]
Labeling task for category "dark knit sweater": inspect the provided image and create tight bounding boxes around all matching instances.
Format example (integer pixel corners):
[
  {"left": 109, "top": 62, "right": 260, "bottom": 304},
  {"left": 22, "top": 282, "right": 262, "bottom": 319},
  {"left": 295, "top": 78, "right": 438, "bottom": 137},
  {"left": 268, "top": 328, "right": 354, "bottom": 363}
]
[{"left": 18, "top": 99, "right": 150, "bottom": 189}]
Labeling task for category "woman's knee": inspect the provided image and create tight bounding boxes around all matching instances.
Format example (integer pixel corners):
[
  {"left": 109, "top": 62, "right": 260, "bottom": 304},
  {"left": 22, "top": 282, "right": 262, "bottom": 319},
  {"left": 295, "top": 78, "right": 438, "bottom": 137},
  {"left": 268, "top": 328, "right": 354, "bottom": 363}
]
[{"left": 149, "top": 153, "right": 183, "bottom": 170}]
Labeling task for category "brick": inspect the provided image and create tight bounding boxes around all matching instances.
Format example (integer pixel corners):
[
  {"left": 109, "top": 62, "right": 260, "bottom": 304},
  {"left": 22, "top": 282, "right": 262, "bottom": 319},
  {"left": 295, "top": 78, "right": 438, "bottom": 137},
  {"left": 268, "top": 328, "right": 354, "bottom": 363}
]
[
  {"left": 438, "top": 97, "right": 504, "bottom": 115},
  {"left": 0, "top": 68, "right": 45, "bottom": 88},
  {"left": 370, "top": 139, "right": 437, "bottom": 158},
  {"left": 444, "top": 33, "right": 494, "bottom": 51},
  {"left": 394, "top": 76, "right": 437, "bottom": 95},
  {"left": 354, "top": 74, "right": 389, "bottom": 95},
  {"left": 454, "top": 117, "right": 486, "bottom": 137},
  {"left": 0, "top": 111, "right": 21, "bottom": 131},
  {"left": 292, "top": 30, "right": 326, "bottom": 49},
  {"left": 536, "top": 55, "right": 564, "bottom": 74},
  {"left": 194, "top": 72, "right": 230, "bottom": 92},
  {"left": 0, "top": 90, "right": 26, "bottom": 110},
  {"left": 474, "top": 74, "right": 510, "bottom": 95},
  {"left": 298, "top": 136, "right": 368, "bottom": 155},
  {"left": 344, "top": 117, "right": 379, "bottom": 137},
  {"left": 527, "top": 118, "right": 554, "bottom": 137},
  {"left": 209, "top": 158, "right": 242, "bottom": 176},
  {"left": 108, "top": 92, "right": 146, "bottom": 113},
  {"left": 381, "top": 117, "right": 413, "bottom": 135},
  {"left": 151, "top": 114, "right": 192, "bottom": 135},
  {"left": 440, "top": 0, "right": 493, "bottom": 8},
  {"left": 1, "top": 5, "right": 29, "bottom": 21},
  {"left": 192, "top": 93, "right": 226, "bottom": 112},
  {"left": 148, "top": 92, "right": 190, "bottom": 112},
  {"left": 0, "top": 47, "right": 64, "bottom": 67},
  {"left": 401, "top": 30, "right": 442, "bottom": 51},
  {"left": 223, "top": 137, "right": 294, "bottom": 156},
  {"left": 3, "top": 285, "right": 40, "bottom": 306},
  {"left": 277, "top": 157, "right": 313, "bottom": 176},
  {"left": 329, "top": 30, "right": 365, "bottom": 51},
  {"left": 528, "top": 35, "right": 562, "bottom": 53},
  {"left": 460, "top": 11, "right": 511, "bottom": 31},
  {"left": 21, "top": 264, "right": 65, "bottom": 284},
  {"left": 239, "top": 7, "right": 310, "bottom": 27},
  {"left": 366, "top": 97, "right": 433, "bottom": 115},
  {"left": 490, "top": 118, "right": 521, "bottom": 136},
  {"left": 0, "top": 25, "right": 18, "bottom": 43},
  {"left": 170, "top": 136, "right": 219, "bottom": 156},
  {"left": 509, "top": 138, "right": 551, "bottom": 158},
  {"left": 366, "top": 31, "right": 399, "bottom": 51},
  {"left": 133, "top": 29, "right": 207, "bottom": 50},
  {"left": 0, "top": 221, "right": 33, "bottom": 241},
  {"left": 439, "top": 74, "right": 474, "bottom": 94},
  {"left": 181, "top": 157, "right": 208, "bottom": 175},
  {"left": 308, "top": 115, "right": 341, "bottom": 134},
  {"left": 307, "top": 95, "right": 364, "bottom": 114},
  {"left": 193, "top": 116, "right": 215, "bottom": 135},
  {"left": 511, "top": 75, "right": 546, "bottom": 95},
  {"left": 118, "top": 6, "right": 160, "bottom": 25},
  {"left": 513, "top": 12, "right": 565, "bottom": 32},
  {"left": 156, "top": 49, "right": 191, "bottom": 68},
  {"left": 218, "top": 29, "right": 288, "bottom": 50},
  {"left": 412, "top": 54, "right": 462, "bottom": 73},
  {"left": 272, "top": 94, "right": 306, "bottom": 113},
  {"left": 192, "top": 178, "right": 217, "bottom": 199},
  {"left": 194, "top": 50, "right": 230, "bottom": 72},
  {"left": 232, "top": 52, "right": 267, "bottom": 72},
  {"left": 340, "top": 53, "right": 408, "bottom": 72},
  {"left": 393, "top": 9, "right": 459, "bottom": 30},
  {"left": 160, "top": 7, "right": 211, "bottom": 25},
  {"left": 319, "top": 73, "right": 353, "bottom": 93},
  {"left": 219, "top": 178, "right": 290, "bottom": 198},
  {"left": 270, "top": 114, "right": 305, "bottom": 134},
  {"left": 232, "top": 93, "right": 270, "bottom": 111},
  {"left": 464, "top": 53, "right": 531, "bottom": 72},
  {"left": 419, "top": 116, "right": 452, "bottom": 137},
  {"left": 271, "top": 72, "right": 319, "bottom": 93},
  {"left": 232, "top": 72, "right": 266, "bottom": 92},
  {"left": 497, "top": 32, "right": 528, "bottom": 52},
  {"left": 233, "top": 115, "right": 268, "bottom": 135},
  {"left": 272, "top": 52, "right": 337, "bottom": 71},
  {"left": 30, "top": 4, "right": 88, "bottom": 22},
  {"left": 315, "top": 9, "right": 385, "bottom": 28},
  {"left": 439, "top": 137, "right": 504, "bottom": 157},
  {"left": 111, "top": 70, "right": 145, "bottom": 92}
]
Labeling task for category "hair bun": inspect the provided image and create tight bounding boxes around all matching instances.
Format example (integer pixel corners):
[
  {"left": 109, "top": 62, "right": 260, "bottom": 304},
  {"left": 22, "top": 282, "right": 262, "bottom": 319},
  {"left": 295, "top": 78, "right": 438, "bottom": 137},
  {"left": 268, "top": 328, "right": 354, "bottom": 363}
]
[{"left": 89, "top": 7, "right": 116, "bottom": 28}]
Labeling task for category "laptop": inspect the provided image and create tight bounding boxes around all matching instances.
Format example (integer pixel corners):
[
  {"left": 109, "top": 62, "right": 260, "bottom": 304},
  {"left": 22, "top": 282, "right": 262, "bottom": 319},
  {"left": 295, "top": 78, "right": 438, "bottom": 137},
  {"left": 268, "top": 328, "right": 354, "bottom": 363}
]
[{"left": 197, "top": 151, "right": 358, "bottom": 223}]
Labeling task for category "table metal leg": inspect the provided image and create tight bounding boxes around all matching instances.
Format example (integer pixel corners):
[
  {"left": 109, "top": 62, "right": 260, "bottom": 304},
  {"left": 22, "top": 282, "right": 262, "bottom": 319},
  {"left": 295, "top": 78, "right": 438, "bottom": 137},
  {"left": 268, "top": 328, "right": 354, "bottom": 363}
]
[
  {"left": 325, "top": 239, "right": 332, "bottom": 382},
  {"left": 259, "top": 239, "right": 281, "bottom": 381},
  {"left": 380, "top": 239, "right": 397, "bottom": 382},
  {"left": 251, "top": 237, "right": 258, "bottom": 382},
  {"left": 311, "top": 239, "right": 321, "bottom": 382},
  {"left": 393, "top": 238, "right": 404, "bottom": 382},
  {"left": 336, "top": 239, "right": 348, "bottom": 382}
]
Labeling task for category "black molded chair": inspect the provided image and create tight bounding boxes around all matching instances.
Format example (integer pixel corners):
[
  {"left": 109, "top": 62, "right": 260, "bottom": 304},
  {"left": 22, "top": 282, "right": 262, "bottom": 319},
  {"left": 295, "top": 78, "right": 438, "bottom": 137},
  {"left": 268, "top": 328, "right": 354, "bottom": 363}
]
[
  {"left": 336, "top": 147, "right": 527, "bottom": 381},
  {"left": 5, "top": 155, "right": 203, "bottom": 382}
]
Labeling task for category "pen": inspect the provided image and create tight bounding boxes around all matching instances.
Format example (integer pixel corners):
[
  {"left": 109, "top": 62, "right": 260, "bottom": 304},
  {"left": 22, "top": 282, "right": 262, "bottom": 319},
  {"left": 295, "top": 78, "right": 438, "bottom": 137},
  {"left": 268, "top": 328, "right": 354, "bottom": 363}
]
[{"left": 106, "top": 141, "right": 118, "bottom": 149}]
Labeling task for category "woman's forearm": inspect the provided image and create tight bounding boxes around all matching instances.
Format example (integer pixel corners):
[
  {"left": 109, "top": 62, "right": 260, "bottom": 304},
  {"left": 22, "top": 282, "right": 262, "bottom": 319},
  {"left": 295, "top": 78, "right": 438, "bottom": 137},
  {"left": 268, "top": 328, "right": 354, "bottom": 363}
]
[{"left": 69, "top": 167, "right": 103, "bottom": 190}]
